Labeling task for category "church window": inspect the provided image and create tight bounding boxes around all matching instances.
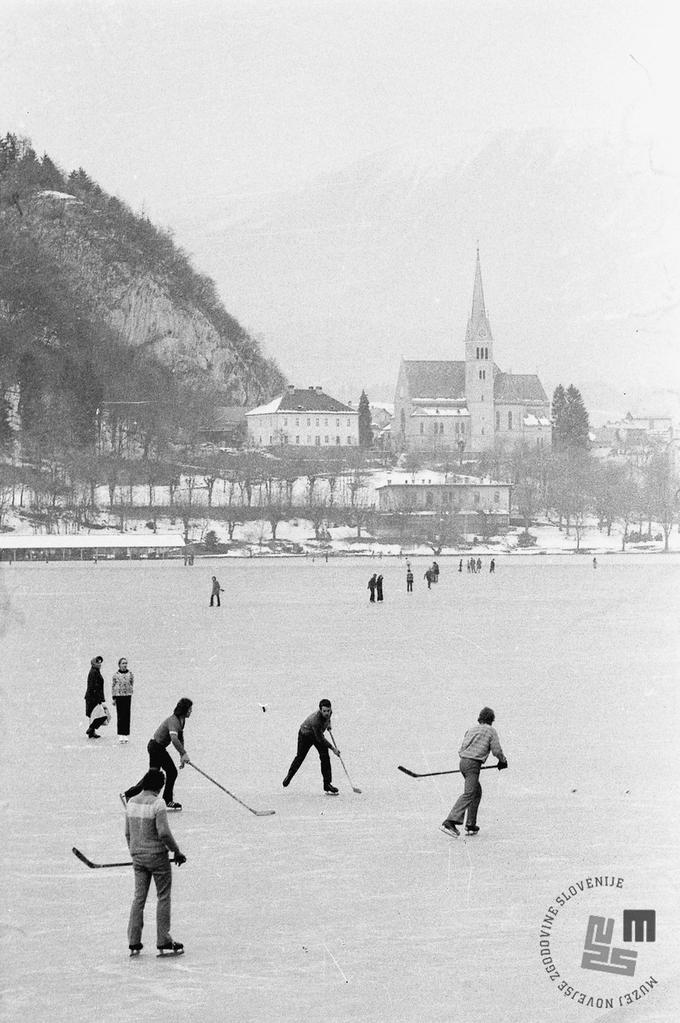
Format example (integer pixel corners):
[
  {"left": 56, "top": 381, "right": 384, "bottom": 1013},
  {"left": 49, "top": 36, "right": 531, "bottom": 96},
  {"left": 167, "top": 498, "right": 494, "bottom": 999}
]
[
  {"left": 485, "top": 347, "right": 489, "bottom": 359},
  {"left": 400, "top": 410, "right": 406, "bottom": 434},
  {"left": 420, "top": 422, "right": 424, "bottom": 435},
  {"left": 508, "top": 412, "right": 513, "bottom": 430},
  {"left": 425, "top": 492, "right": 433, "bottom": 509},
  {"left": 496, "top": 411, "right": 500, "bottom": 431}
]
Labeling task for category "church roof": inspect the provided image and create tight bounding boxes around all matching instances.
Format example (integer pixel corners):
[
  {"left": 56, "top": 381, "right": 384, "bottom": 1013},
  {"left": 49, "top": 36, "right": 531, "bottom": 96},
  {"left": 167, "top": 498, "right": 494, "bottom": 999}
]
[
  {"left": 494, "top": 372, "right": 548, "bottom": 404},
  {"left": 402, "top": 361, "right": 466, "bottom": 399}
]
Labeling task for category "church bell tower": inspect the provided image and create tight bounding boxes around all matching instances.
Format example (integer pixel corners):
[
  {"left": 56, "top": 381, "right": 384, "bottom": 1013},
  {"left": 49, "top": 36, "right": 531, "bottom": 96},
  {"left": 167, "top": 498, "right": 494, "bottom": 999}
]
[{"left": 464, "top": 249, "right": 495, "bottom": 451}]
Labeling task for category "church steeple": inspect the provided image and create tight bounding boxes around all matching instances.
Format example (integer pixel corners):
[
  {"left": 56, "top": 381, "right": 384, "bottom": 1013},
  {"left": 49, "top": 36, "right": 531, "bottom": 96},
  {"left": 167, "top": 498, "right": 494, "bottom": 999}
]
[
  {"left": 464, "top": 247, "right": 495, "bottom": 451},
  {"left": 466, "top": 246, "right": 492, "bottom": 342}
]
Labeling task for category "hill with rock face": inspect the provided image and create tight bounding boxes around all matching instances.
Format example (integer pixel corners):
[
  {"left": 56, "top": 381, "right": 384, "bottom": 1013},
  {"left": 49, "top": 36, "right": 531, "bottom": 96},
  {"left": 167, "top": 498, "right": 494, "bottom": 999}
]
[{"left": 0, "top": 134, "right": 286, "bottom": 452}]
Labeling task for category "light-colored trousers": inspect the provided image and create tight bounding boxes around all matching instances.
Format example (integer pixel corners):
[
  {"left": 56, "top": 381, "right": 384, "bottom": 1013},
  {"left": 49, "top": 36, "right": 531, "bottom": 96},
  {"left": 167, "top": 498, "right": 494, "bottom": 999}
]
[{"left": 445, "top": 758, "right": 482, "bottom": 827}]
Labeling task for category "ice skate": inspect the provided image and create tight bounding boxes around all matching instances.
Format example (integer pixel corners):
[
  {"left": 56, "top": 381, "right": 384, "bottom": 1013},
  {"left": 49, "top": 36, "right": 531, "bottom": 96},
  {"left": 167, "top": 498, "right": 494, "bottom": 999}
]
[
  {"left": 324, "top": 784, "right": 339, "bottom": 795},
  {"left": 157, "top": 940, "right": 184, "bottom": 957},
  {"left": 439, "top": 821, "right": 460, "bottom": 837},
  {"left": 129, "top": 943, "right": 143, "bottom": 956}
]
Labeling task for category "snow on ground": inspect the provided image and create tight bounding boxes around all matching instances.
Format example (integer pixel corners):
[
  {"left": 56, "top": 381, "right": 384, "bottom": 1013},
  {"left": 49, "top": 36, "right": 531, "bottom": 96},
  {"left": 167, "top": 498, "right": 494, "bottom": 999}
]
[{"left": 2, "top": 558, "right": 679, "bottom": 1022}]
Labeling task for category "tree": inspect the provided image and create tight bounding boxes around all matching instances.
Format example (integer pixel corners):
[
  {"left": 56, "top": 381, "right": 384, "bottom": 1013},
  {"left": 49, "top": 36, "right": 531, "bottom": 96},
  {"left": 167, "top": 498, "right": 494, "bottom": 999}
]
[
  {"left": 645, "top": 450, "right": 678, "bottom": 552},
  {"left": 553, "top": 383, "right": 590, "bottom": 451},
  {"left": 358, "top": 390, "right": 372, "bottom": 448}
]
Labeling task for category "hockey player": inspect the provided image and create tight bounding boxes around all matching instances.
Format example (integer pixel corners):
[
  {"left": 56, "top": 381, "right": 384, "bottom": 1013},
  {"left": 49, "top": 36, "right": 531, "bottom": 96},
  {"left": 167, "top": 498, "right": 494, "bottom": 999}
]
[
  {"left": 125, "top": 769, "right": 186, "bottom": 957},
  {"left": 440, "top": 706, "right": 508, "bottom": 837},
  {"left": 122, "top": 699, "right": 192, "bottom": 810},
  {"left": 282, "top": 699, "right": 341, "bottom": 794}
]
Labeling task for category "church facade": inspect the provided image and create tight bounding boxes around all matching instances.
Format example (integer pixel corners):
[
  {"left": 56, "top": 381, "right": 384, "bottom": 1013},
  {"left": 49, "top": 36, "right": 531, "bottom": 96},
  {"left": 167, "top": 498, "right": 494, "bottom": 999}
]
[{"left": 393, "top": 252, "right": 552, "bottom": 455}]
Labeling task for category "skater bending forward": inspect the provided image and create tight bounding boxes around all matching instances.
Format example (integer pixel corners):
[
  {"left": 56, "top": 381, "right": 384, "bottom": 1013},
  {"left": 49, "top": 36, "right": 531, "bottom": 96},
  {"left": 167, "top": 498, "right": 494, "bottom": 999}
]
[
  {"left": 123, "top": 698, "right": 192, "bottom": 810},
  {"left": 440, "top": 706, "right": 507, "bottom": 838},
  {"left": 126, "top": 769, "right": 186, "bottom": 956},
  {"left": 282, "top": 699, "right": 341, "bottom": 794}
]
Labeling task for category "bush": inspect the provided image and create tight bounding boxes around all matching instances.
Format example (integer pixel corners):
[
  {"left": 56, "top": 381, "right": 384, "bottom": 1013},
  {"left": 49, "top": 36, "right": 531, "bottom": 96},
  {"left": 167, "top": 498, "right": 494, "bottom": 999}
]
[{"left": 516, "top": 531, "right": 537, "bottom": 548}]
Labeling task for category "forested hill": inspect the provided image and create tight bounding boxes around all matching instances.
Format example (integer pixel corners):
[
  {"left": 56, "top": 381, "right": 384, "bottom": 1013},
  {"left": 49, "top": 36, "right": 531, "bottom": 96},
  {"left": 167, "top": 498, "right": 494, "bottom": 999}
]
[{"left": 0, "top": 133, "right": 286, "bottom": 452}]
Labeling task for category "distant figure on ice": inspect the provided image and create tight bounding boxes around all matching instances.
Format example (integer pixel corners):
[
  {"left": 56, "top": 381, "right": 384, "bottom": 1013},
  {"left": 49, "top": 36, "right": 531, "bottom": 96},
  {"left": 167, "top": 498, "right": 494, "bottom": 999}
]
[
  {"left": 85, "top": 655, "right": 108, "bottom": 739},
  {"left": 406, "top": 567, "right": 414, "bottom": 593},
  {"left": 440, "top": 706, "right": 508, "bottom": 839},
  {"left": 376, "top": 574, "right": 384, "bottom": 602},
  {"left": 210, "top": 576, "right": 224, "bottom": 607},
  {"left": 432, "top": 561, "right": 440, "bottom": 583},
  {"left": 368, "top": 573, "right": 377, "bottom": 602},
  {"left": 489, "top": 558, "right": 495, "bottom": 574},
  {"left": 458, "top": 559, "right": 463, "bottom": 573},
  {"left": 125, "top": 768, "right": 186, "bottom": 958},
  {"left": 112, "top": 656, "right": 135, "bottom": 743},
  {"left": 476, "top": 557, "right": 482, "bottom": 573},
  {"left": 122, "top": 699, "right": 193, "bottom": 811},
  {"left": 424, "top": 568, "right": 433, "bottom": 589},
  {"left": 282, "top": 699, "right": 340, "bottom": 795},
  {"left": 592, "top": 557, "right": 597, "bottom": 569}
]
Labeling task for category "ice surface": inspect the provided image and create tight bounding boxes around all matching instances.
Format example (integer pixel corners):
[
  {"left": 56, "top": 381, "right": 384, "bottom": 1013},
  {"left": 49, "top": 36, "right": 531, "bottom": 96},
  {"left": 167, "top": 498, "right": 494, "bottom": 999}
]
[{"left": 1, "top": 557, "right": 678, "bottom": 1022}]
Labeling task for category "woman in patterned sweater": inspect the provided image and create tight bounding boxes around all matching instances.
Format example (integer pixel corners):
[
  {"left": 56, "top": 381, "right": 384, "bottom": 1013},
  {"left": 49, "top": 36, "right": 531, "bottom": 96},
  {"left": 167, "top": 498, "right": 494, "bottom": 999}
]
[{"left": 112, "top": 657, "right": 135, "bottom": 743}]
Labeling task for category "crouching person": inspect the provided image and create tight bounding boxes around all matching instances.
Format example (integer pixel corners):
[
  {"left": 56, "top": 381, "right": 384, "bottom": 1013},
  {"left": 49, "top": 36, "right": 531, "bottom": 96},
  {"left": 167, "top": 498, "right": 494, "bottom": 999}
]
[{"left": 125, "top": 768, "right": 187, "bottom": 956}]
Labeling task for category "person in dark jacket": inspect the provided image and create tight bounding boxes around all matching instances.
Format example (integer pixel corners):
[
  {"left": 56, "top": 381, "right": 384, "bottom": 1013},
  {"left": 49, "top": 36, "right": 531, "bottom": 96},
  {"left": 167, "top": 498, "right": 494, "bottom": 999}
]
[
  {"left": 376, "top": 574, "right": 384, "bottom": 602},
  {"left": 123, "top": 699, "right": 193, "bottom": 810},
  {"left": 406, "top": 568, "right": 414, "bottom": 592},
  {"left": 424, "top": 568, "right": 433, "bottom": 589},
  {"left": 432, "top": 561, "right": 440, "bottom": 583},
  {"left": 85, "top": 655, "right": 107, "bottom": 739},
  {"left": 367, "top": 574, "right": 377, "bottom": 602},
  {"left": 210, "top": 576, "right": 224, "bottom": 607},
  {"left": 282, "top": 699, "right": 340, "bottom": 794}
]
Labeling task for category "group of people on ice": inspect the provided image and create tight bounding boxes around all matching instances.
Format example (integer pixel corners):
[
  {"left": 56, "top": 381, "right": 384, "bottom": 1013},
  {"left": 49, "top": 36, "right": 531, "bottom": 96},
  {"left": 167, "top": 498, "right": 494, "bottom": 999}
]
[{"left": 84, "top": 655, "right": 135, "bottom": 741}]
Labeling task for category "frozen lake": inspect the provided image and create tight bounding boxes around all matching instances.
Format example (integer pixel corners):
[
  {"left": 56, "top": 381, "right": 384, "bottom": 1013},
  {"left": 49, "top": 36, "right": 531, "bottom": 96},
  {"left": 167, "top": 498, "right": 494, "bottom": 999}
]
[{"left": 2, "top": 557, "right": 679, "bottom": 1022}]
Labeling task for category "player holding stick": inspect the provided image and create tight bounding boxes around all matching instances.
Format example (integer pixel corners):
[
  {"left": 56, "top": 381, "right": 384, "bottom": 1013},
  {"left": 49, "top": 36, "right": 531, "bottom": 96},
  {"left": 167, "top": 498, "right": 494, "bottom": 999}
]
[
  {"left": 282, "top": 699, "right": 341, "bottom": 795},
  {"left": 440, "top": 706, "right": 508, "bottom": 837},
  {"left": 125, "top": 769, "right": 186, "bottom": 957}
]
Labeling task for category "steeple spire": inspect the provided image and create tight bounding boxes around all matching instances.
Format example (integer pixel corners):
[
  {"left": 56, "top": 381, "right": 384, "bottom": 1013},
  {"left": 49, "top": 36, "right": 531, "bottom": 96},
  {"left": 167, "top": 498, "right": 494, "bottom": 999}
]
[{"left": 471, "top": 246, "right": 487, "bottom": 325}]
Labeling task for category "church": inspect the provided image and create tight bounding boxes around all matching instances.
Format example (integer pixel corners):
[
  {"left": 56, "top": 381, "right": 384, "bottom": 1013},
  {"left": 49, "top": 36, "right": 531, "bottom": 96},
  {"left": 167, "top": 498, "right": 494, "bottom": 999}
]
[{"left": 393, "top": 251, "right": 552, "bottom": 455}]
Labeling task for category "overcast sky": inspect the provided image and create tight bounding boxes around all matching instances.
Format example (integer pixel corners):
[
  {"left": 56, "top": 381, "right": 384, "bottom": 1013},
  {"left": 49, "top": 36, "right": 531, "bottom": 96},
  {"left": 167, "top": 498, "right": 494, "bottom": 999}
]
[{"left": 2, "top": 0, "right": 678, "bottom": 408}]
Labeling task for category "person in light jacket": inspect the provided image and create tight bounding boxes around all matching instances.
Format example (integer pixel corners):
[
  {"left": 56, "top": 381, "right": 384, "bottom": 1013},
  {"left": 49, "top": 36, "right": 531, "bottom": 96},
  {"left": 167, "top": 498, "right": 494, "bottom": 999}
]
[{"left": 112, "top": 657, "right": 135, "bottom": 743}]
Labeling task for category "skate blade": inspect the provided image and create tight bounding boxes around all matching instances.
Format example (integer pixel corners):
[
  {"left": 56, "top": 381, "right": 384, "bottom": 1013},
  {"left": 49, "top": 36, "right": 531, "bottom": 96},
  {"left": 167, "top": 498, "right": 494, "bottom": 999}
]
[{"left": 157, "top": 949, "right": 184, "bottom": 958}]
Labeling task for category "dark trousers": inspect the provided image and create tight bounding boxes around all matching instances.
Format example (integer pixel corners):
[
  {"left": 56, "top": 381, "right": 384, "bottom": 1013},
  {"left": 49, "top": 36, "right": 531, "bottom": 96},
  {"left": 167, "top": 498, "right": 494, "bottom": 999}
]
[
  {"left": 210, "top": 593, "right": 221, "bottom": 606},
  {"left": 445, "top": 758, "right": 482, "bottom": 827},
  {"left": 285, "top": 731, "right": 332, "bottom": 788},
  {"left": 368, "top": 590, "right": 375, "bottom": 602},
  {"left": 115, "top": 695, "right": 132, "bottom": 736},
  {"left": 128, "top": 853, "right": 172, "bottom": 947},
  {"left": 406, "top": 580, "right": 413, "bottom": 592},
  {"left": 125, "top": 740, "right": 178, "bottom": 804}
]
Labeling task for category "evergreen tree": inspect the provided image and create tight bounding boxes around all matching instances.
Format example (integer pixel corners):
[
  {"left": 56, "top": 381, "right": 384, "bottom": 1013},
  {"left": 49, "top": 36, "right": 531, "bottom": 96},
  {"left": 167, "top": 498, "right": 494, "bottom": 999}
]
[
  {"left": 552, "top": 383, "right": 590, "bottom": 450},
  {"left": 563, "top": 385, "right": 590, "bottom": 450},
  {"left": 358, "top": 390, "right": 372, "bottom": 448},
  {"left": 551, "top": 385, "right": 567, "bottom": 448}
]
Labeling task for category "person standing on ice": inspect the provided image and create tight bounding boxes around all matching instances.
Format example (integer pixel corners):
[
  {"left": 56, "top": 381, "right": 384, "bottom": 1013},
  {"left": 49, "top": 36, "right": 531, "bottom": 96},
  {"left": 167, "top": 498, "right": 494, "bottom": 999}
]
[
  {"left": 126, "top": 768, "right": 186, "bottom": 957},
  {"left": 367, "top": 573, "right": 377, "bottom": 602},
  {"left": 406, "top": 567, "right": 414, "bottom": 592},
  {"left": 440, "top": 706, "right": 508, "bottom": 838},
  {"left": 112, "top": 657, "right": 134, "bottom": 743},
  {"left": 85, "top": 655, "right": 107, "bottom": 739},
  {"left": 376, "top": 573, "right": 384, "bottom": 602},
  {"left": 210, "top": 576, "right": 224, "bottom": 607},
  {"left": 282, "top": 699, "right": 340, "bottom": 795},
  {"left": 122, "top": 699, "right": 193, "bottom": 810}
]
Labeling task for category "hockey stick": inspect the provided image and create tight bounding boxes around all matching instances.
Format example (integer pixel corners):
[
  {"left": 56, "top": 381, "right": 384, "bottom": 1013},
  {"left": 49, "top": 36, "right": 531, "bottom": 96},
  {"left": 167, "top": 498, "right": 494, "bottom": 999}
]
[
  {"left": 189, "top": 762, "right": 276, "bottom": 816},
  {"left": 72, "top": 847, "right": 132, "bottom": 869},
  {"left": 328, "top": 730, "right": 362, "bottom": 794},
  {"left": 398, "top": 764, "right": 500, "bottom": 778}
]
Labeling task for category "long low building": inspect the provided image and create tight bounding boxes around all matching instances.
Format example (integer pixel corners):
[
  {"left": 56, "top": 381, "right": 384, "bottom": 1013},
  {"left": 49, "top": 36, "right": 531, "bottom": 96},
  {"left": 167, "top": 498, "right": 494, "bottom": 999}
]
[{"left": 0, "top": 532, "right": 186, "bottom": 560}]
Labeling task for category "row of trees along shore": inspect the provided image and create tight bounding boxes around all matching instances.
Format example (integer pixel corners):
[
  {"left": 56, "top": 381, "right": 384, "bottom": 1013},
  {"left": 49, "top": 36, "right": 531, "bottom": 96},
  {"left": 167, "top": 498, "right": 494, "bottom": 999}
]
[{"left": 1, "top": 401, "right": 678, "bottom": 552}]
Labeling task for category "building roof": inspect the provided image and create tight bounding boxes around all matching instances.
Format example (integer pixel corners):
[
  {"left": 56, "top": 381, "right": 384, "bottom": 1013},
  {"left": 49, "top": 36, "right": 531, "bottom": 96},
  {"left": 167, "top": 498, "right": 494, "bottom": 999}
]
[
  {"left": 494, "top": 372, "right": 548, "bottom": 404},
  {"left": 247, "top": 387, "right": 355, "bottom": 416},
  {"left": 0, "top": 533, "right": 185, "bottom": 551},
  {"left": 402, "top": 361, "right": 466, "bottom": 400},
  {"left": 410, "top": 406, "right": 469, "bottom": 418}
]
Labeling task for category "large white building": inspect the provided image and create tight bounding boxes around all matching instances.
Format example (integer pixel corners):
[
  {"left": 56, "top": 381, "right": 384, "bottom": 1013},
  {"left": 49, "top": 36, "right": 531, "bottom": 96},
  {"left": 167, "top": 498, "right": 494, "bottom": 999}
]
[{"left": 246, "top": 385, "right": 359, "bottom": 448}]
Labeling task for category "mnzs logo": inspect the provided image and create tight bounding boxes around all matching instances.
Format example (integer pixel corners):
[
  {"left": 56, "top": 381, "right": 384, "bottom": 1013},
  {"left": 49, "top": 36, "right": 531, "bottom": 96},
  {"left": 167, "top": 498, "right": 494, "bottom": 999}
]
[{"left": 581, "top": 912, "right": 656, "bottom": 977}]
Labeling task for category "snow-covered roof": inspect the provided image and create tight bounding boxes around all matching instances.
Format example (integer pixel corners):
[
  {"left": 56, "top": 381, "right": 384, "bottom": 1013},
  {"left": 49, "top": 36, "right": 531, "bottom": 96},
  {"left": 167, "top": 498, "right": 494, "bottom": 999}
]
[
  {"left": 0, "top": 532, "right": 185, "bottom": 550},
  {"left": 410, "top": 406, "right": 470, "bottom": 418},
  {"left": 523, "top": 414, "right": 551, "bottom": 427},
  {"left": 36, "top": 190, "right": 81, "bottom": 203}
]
